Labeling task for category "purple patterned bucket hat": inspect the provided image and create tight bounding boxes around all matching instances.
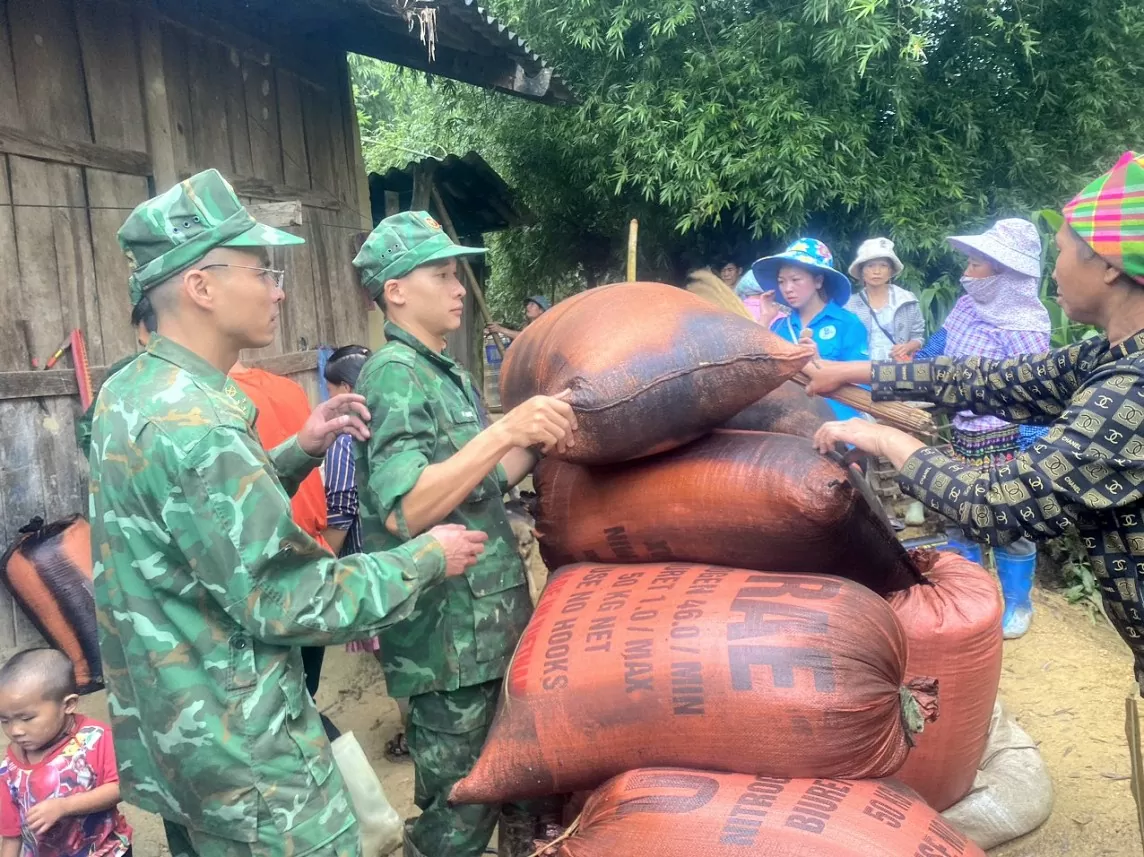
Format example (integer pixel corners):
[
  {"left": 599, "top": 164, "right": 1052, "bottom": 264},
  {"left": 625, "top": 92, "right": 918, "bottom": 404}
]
[{"left": 948, "top": 218, "right": 1042, "bottom": 278}]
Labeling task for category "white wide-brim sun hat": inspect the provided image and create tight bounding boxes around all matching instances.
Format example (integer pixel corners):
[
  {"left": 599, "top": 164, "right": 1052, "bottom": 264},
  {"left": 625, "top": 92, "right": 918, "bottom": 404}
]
[{"left": 848, "top": 237, "right": 904, "bottom": 280}]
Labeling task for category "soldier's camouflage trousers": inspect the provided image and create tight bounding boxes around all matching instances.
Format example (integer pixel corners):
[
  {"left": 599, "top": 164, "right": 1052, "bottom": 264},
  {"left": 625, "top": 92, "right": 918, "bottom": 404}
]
[
  {"left": 406, "top": 679, "right": 512, "bottom": 857},
  {"left": 162, "top": 772, "right": 362, "bottom": 857}
]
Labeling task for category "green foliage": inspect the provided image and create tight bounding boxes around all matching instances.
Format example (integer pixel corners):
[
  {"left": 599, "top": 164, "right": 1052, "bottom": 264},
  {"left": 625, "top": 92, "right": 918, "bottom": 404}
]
[
  {"left": 1043, "top": 532, "right": 1105, "bottom": 624},
  {"left": 1032, "top": 208, "right": 1100, "bottom": 347},
  {"left": 353, "top": 0, "right": 1144, "bottom": 314}
]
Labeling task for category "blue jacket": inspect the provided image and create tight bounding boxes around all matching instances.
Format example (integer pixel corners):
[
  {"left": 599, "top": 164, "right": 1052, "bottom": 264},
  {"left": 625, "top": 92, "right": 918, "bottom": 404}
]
[{"left": 772, "top": 302, "right": 869, "bottom": 420}]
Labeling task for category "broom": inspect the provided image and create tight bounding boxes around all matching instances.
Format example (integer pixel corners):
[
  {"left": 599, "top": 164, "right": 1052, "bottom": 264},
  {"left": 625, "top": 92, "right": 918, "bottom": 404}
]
[{"left": 684, "top": 270, "right": 935, "bottom": 435}]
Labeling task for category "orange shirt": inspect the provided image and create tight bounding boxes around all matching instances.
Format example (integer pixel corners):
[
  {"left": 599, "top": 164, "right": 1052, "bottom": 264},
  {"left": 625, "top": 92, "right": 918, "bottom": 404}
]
[{"left": 230, "top": 366, "right": 330, "bottom": 551}]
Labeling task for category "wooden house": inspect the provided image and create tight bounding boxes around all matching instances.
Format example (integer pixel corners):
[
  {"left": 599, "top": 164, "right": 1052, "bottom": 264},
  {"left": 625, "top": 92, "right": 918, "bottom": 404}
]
[{"left": 0, "top": 0, "right": 568, "bottom": 656}]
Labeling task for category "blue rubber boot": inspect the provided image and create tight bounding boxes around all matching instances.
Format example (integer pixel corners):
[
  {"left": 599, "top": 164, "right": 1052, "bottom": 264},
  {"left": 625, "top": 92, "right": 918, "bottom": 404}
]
[
  {"left": 995, "top": 539, "right": 1037, "bottom": 639},
  {"left": 944, "top": 527, "right": 984, "bottom": 565}
]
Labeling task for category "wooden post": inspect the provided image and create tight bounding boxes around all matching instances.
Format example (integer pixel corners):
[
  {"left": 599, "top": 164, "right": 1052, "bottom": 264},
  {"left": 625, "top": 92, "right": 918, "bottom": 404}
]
[
  {"left": 136, "top": 1, "right": 178, "bottom": 190},
  {"left": 411, "top": 163, "right": 434, "bottom": 211},
  {"left": 627, "top": 219, "right": 638, "bottom": 281},
  {"left": 1128, "top": 687, "right": 1144, "bottom": 850},
  {"left": 429, "top": 185, "right": 503, "bottom": 357}
]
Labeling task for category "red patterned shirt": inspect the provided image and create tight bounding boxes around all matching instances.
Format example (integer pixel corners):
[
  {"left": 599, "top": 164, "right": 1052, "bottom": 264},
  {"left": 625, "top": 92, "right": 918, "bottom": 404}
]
[{"left": 0, "top": 715, "right": 132, "bottom": 857}]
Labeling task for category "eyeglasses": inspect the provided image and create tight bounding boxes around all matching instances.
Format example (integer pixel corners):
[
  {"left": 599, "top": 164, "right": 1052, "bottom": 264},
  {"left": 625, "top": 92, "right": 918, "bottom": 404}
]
[{"left": 200, "top": 264, "right": 285, "bottom": 290}]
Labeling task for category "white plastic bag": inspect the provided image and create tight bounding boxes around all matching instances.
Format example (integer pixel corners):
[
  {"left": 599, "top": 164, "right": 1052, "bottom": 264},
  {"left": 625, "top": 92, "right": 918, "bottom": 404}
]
[
  {"left": 942, "top": 699, "right": 1054, "bottom": 849},
  {"left": 332, "top": 731, "right": 403, "bottom": 857}
]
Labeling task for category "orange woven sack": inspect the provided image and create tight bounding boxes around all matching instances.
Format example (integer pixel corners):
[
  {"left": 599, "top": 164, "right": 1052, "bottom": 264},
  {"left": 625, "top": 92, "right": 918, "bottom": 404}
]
[
  {"left": 888, "top": 551, "right": 1003, "bottom": 811},
  {"left": 450, "top": 563, "right": 937, "bottom": 804},
  {"left": 0, "top": 516, "right": 102, "bottom": 693},
  {"left": 534, "top": 431, "right": 922, "bottom": 595},
  {"left": 499, "top": 282, "right": 813, "bottom": 465},
  {"left": 721, "top": 380, "right": 834, "bottom": 438},
  {"left": 551, "top": 769, "right": 986, "bottom": 857}
]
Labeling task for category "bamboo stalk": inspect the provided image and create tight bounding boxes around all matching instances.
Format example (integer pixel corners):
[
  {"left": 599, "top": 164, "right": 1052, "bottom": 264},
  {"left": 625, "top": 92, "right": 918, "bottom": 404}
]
[{"left": 627, "top": 219, "right": 638, "bottom": 281}]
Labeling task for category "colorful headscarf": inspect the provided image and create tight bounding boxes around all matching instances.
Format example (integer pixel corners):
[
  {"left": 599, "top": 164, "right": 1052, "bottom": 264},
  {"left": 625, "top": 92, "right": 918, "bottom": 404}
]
[{"left": 1063, "top": 151, "right": 1144, "bottom": 286}]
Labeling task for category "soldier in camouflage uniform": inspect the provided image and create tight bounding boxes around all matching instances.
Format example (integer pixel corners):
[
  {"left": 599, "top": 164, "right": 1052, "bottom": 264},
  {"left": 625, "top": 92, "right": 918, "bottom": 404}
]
[
  {"left": 350, "top": 212, "right": 576, "bottom": 857},
  {"left": 89, "top": 171, "right": 488, "bottom": 857},
  {"left": 75, "top": 298, "right": 157, "bottom": 458}
]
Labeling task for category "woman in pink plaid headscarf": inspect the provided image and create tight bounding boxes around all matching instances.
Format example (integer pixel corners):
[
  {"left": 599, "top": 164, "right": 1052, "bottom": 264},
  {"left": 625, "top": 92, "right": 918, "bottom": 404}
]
[
  {"left": 913, "top": 218, "right": 1052, "bottom": 466},
  {"left": 805, "top": 152, "right": 1144, "bottom": 681}
]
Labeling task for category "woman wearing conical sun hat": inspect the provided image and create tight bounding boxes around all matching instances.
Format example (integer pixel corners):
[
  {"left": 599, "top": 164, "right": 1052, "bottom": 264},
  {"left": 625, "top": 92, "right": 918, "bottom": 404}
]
[
  {"left": 910, "top": 218, "right": 1053, "bottom": 468},
  {"left": 805, "top": 153, "right": 1144, "bottom": 668}
]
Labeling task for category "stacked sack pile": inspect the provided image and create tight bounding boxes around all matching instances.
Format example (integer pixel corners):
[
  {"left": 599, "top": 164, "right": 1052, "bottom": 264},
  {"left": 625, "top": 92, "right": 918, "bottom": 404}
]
[{"left": 448, "top": 283, "right": 1051, "bottom": 855}]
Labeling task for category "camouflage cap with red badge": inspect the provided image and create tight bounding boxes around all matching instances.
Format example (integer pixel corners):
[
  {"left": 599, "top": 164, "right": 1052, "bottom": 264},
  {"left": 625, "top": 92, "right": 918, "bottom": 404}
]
[
  {"left": 117, "top": 169, "right": 305, "bottom": 307},
  {"left": 352, "top": 211, "right": 487, "bottom": 299}
]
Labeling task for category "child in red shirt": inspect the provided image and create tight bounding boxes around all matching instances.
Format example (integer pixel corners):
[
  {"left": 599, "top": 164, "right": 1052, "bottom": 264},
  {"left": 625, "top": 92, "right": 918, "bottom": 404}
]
[{"left": 0, "top": 649, "right": 131, "bottom": 857}]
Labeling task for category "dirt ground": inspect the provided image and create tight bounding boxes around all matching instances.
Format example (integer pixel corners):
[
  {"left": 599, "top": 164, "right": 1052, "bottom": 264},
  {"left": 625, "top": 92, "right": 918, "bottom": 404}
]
[
  {"left": 991, "top": 587, "right": 1139, "bottom": 856},
  {"left": 8, "top": 578, "right": 1142, "bottom": 856}
]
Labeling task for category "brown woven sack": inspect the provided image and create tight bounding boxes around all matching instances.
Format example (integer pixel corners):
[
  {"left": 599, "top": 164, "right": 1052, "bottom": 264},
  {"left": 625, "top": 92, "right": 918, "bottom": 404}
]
[
  {"left": 550, "top": 770, "right": 985, "bottom": 857},
  {"left": 721, "top": 380, "right": 835, "bottom": 438},
  {"left": 889, "top": 551, "right": 1004, "bottom": 811},
  {"left": 534, "top": 430, "right": 922, "bottom": 595},
  {"left": 450, "top": 563, "right": 937, "bottom": 804},
  {"left": 499, "top": 282, "right": 813, "bottom": 464}
]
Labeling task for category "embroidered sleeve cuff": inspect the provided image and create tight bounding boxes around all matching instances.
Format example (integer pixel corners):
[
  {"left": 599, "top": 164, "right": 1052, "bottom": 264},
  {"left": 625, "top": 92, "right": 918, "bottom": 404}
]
[{"left": 870, "top": 359, "right": 942, "bottom": 403}]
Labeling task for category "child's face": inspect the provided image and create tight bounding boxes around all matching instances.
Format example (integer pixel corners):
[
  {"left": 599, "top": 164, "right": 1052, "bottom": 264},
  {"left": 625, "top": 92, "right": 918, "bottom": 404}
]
[{"left": 0, "top": 684, "right": 76, "bottom": 754}]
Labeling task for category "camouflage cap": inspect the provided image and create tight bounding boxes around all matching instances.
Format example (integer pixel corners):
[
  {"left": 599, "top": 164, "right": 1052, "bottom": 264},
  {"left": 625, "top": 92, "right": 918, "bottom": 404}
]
[
  {"left": 352, "top": 210, "right": 486, "bottom": 299},
  {"left": 118, "top": 169, "right": 305, "bottom": 307}
]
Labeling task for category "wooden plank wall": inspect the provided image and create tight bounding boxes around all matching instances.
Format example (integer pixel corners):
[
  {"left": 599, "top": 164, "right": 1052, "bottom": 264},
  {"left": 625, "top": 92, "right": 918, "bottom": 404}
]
[{"left": 0, "top": 0, "right": 371, "bottom": 657}]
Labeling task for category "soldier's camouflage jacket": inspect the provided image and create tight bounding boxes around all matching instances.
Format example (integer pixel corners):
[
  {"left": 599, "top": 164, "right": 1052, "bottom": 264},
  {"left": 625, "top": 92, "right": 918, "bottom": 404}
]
[
  {"left": 77, "top": 353, "right": 138, "bottom": 458},
  {"left": 353, "top": 322, "right": 532, "bottom": 699},
  {"left": 88, "top": 334, "right": 446, "bottom": 841}
]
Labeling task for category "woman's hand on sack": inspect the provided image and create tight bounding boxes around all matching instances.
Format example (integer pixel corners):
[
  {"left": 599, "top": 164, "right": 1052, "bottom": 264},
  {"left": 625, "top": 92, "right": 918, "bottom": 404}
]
[{"left": 813, "top": 420, "right": 926, "bottom": 469}]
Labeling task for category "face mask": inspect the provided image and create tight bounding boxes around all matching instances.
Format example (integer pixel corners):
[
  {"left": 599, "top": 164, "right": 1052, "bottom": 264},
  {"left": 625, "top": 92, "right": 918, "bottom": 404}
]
[{"left": 961, "top": 273, "right": 1004, "bottom": 305}]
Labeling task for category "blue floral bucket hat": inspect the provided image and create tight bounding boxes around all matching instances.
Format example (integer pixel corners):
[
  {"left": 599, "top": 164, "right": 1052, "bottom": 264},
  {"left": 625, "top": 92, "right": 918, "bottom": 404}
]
[{"left": 751, "top": 238, "right": 852, "bottom": 307}]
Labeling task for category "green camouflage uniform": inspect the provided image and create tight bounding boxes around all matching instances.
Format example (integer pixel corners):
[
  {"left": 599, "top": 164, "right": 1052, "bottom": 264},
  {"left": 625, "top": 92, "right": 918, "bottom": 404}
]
[
  {"left": 352, "top": 214, "right": 533, "bottom": 857},
  {"left": 76, "top": 353, "right": 138, "bottom": 458},
  {"left": 91, "top": 172, "right": 449, "bottom": 857}
]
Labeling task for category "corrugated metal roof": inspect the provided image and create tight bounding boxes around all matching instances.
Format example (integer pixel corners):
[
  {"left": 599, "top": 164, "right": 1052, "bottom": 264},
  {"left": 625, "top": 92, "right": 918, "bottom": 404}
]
[
  {"left": 369, "top": 150, "right": 533, "bottom": 235},
  {"left": 209, "top": 0, "right": 574, "bottom": 103},
  {"left": 349, "top": 0, "right": 574, "bottom": 103}
]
